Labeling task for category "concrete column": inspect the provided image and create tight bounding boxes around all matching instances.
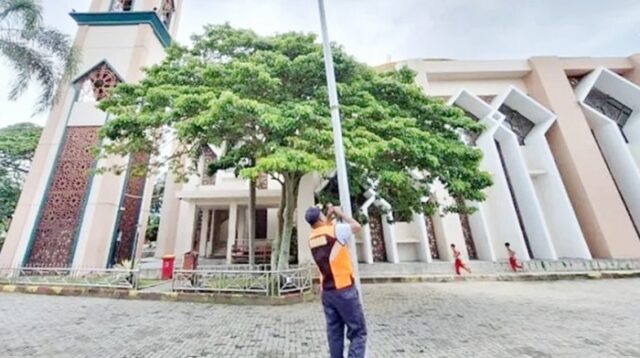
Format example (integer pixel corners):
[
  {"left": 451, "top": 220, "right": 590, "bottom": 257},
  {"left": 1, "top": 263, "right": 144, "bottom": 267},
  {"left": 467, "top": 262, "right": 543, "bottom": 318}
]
[
  {"left": 207, "top": 210, "right": 216, "bottom": 257},
  {"left": 155, "top": 170, "right": 183, "bottom": 257},
  {"left": 526, "top": 57, "right": 640, "bottom": 258},
  {"left": 381, "top": 215, "right": 399, "bottom": 263},
  {"left": 358, "top": 216, "right": 374, "bottom": 264},
  {"left": 296, "top": 173, "right": 321, "bottom": 264},
  {"left": 133, "top": 174, "right": 157, "bottom": 262},
  {"left": 414, "top": 213, "right": 432, "bottom": 263},
  {"left": 72, "top": 153, "right": 128, "bottom": 268},
  {"left": 237, "top": 206, "right": 246, "bottom": 243},
  {"left": 226, "top": 203, "right": 238, "bottom": 264},
  {"left": 494, "top": 130, "right": 553, "bottom": 260},
  {"left": 198, "top": 210, "right": 210, "bottom": 257},
  {"left": 174, "top": 200, "right": 196, "bottom": 257}
]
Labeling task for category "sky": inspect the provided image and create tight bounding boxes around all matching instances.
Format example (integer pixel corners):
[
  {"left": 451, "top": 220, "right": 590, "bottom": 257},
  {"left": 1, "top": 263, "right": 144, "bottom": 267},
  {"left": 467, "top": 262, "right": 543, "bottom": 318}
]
[{"left": 1, "top": 0, "right": 640, "bottom": 127}]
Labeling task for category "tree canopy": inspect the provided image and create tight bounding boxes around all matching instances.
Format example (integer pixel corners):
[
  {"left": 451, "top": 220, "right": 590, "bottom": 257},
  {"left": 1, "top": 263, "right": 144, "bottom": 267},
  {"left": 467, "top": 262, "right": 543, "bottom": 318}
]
[
  {"left": 98, "top": 24, "right": 492, "bottom": 267},
  {"left": 0, "top": 122, "right": 41, "bottom": 247},
  {"left": 0, "top": 0, "right": 79, "bottom": 113}
]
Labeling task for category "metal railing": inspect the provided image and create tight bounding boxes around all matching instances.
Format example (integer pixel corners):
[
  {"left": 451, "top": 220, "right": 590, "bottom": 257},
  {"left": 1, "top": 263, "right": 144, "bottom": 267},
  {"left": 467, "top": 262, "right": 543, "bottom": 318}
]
[
  {"left": 172, "top": 264, "right": 314, "bottom": 296},
  {"left": 0, "top": 267, "right": 139, "bottom": 289}
]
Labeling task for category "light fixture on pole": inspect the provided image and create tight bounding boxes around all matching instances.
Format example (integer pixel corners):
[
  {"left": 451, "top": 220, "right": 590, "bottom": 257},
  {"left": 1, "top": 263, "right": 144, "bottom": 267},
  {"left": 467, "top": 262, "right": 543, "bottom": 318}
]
[{"left": 317, "top": 0, "right": 363, "bottom": 298}]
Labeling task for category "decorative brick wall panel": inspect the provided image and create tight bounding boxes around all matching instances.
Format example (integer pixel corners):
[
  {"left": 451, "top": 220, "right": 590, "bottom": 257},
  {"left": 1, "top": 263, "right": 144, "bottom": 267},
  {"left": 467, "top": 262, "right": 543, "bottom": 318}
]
[
  {"left": 425, "top": 215, "right": 439, "bottom": 259},
  {"left": 369, "top": 208, "right": 387, "bottom": 262},
  {"left": 28, "top": 127, "right": 100, "bottom": 267},
  {"left": 113, "top": 152, "right": 150, "bottom": 263},
  {"left": 459, "top": 213, "right": 478, "bottom": 260}
]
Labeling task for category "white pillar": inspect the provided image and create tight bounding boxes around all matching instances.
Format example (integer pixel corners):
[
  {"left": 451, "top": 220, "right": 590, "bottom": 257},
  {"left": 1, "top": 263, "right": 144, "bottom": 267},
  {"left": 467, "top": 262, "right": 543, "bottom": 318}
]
[
  {"left": 359, "top": 217, "right": 374, "bottom": 264},
  {"left": 174, "top": 200, "right": 196, "bottom": 257},
  {"left": 207, "top": 210, "right": 216, "bottom": 257},
  {"left": 358, "top": 195, "right": 376, "bottom": 264},
  {"left": 414, "top": 213, "right": 432, "bottom": 263},
  {"left": 296, "top": 173, "right": 321, "bottom": 264},
  {"left": 237, "top": 206, "right": 246, "bottom": 244},
  {"left": 495, "top": 131, "right": 553, "bottom": 260},
  {"left": 226, "top": 203, "right": 238, "bottom": 264},
  {"left": 381, "top": 214, "right": 399, "bottom": 263},
  {"left": 198, "top": 209, "right": 210, "bottom": 257},
  {"left": 155, "top": 170, "right": 183, "bottom": 258}
]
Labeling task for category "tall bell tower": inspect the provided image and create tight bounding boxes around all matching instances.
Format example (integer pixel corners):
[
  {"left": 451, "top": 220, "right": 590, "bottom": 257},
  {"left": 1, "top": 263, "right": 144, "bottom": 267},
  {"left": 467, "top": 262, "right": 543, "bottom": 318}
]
[{"left": 0, "top": 0, "right": 183, "bottom": 268}]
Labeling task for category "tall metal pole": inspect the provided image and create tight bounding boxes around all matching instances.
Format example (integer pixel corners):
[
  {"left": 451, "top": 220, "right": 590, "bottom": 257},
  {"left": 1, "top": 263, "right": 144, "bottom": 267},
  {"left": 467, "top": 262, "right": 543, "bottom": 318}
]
[{"left": 317, "top": 0, "right": 362, "bottom": 297}]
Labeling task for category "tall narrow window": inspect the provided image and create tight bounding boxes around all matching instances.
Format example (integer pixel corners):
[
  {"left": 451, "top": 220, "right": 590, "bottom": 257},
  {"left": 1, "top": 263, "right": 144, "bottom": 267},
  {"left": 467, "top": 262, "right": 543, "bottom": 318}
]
[
  {"left": 585, "top": 88, "right": 632, "bottom": 143},
  {"left": 110, "top": 0, "right": 133, "bottom": 11},
  {"left": 255, "top": 209, "right": 268, "bottom": 239},
  {"left": 499, "top": 105, "right": 535, "bottom": 145},
  {"left": 160, "top": 0, "right": 175, "bottom": 28}
]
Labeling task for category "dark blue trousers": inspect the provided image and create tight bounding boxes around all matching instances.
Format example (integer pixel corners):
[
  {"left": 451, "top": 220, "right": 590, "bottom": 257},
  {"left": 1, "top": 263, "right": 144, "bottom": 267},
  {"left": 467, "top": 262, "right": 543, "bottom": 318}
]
[{"left": 321, "top": 285, "right": 367, "bottom": 358}]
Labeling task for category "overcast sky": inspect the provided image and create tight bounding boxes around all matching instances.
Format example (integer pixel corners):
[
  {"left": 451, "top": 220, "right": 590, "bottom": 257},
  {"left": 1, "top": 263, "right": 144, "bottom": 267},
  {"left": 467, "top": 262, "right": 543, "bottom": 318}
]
[{"left": 2, "top": 0, "right": 640, "bottom": 126}]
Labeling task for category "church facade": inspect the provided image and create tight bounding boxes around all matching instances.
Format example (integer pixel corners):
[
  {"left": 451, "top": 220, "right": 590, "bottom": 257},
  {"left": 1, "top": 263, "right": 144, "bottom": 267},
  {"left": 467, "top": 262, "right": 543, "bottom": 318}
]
[{"left": 1, "top": 0, "right": 640, "bottom": 270}]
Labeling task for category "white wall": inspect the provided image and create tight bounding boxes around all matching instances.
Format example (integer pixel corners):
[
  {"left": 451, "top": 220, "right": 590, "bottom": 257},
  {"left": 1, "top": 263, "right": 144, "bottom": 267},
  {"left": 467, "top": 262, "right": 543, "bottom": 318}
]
[
  {"left": 266, "top": 208, "right": 279, "bottom": 240},
  {"left": 394, "top": 220, "right": 422, "bottom": 262}
]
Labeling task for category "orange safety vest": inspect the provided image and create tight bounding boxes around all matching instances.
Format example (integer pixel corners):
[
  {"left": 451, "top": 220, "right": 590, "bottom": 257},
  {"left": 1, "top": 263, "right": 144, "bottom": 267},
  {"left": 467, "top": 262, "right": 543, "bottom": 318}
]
[{"left": 309, "top": 223, "right": 354, "bottom": 290}]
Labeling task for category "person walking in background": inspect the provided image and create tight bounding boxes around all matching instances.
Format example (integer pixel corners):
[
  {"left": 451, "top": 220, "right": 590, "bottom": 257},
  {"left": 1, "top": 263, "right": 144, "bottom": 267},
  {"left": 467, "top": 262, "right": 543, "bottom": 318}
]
[
  {"left": 305, "top": 204, "right": 367, "bottom": 358},
  {"left": 505, "top": 242, "right": 525, "bottom": 272},
  {"left": 451, "top": 244, "right": 471, "bottom": 275}
]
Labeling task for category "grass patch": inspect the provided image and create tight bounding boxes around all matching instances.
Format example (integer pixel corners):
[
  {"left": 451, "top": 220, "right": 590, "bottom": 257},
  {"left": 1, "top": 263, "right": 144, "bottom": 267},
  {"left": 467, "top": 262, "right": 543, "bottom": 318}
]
[{"left": 137, "top": 279, "right": 165, "bottom": 289}]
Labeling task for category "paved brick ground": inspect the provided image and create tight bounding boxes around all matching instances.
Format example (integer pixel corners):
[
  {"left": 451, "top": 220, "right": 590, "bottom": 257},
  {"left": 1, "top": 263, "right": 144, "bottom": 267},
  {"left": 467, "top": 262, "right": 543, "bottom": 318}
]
[{"left": 1, "top": 279, "right": 639, "bottom": 357}]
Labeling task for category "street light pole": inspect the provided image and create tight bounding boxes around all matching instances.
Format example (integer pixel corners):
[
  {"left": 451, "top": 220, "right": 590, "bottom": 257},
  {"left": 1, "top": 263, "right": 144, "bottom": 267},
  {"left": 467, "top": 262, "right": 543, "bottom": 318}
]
[{"left": 317, "top": 0, "right": 362, "bottom": 298}]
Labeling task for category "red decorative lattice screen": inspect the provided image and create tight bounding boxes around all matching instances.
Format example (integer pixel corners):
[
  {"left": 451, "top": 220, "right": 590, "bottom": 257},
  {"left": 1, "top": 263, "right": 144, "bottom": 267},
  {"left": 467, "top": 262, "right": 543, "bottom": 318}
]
[
  {"left": 368, "top": 208, "right": 387, "bottom": 262},
  {"left": 425, "top": 215, "right": 439, "bottom": 259},
  {"left": 27, "top": 127, "right": 100, "bottom": 267},
  {"left": 113, "top": 152, "right": 150, "bottom": 264}
]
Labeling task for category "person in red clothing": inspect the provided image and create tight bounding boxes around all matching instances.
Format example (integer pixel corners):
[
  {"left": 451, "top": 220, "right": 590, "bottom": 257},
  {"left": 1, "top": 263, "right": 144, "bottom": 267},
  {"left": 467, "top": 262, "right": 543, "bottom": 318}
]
[
  {"left": 505, "top": 242, "right": 525, "bottom": 272},
  {"left": 450, "top": 244, "right": 471, "bottom": 275}
]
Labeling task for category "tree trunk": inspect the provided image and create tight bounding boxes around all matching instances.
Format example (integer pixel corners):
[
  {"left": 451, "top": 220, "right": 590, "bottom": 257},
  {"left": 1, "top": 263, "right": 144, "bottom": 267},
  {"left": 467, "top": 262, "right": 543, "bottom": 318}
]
[
  {"left": 248, "top": 178, "right": 256, "bottom": 266},
  {"left": 277, "top": 175, "right": 300, "bottom": 269}
]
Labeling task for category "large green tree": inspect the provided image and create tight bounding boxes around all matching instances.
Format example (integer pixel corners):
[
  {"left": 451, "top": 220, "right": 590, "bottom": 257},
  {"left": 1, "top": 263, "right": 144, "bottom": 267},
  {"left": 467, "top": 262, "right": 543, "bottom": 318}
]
[
  {"left": 0, "top": 0, "right": 78, "bottom": 113},
  {"left": 98, "top": 25, "right": 492, "bottom": 268},
  {"left": 0, "top": 122, "right": 42, "bottom": 249}
]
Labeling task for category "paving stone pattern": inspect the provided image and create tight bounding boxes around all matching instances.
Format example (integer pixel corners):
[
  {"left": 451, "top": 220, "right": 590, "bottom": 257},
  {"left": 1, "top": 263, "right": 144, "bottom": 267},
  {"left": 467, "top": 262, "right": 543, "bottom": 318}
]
[{"left": 1, "top": 279, "right": 639, "bottom": 357}]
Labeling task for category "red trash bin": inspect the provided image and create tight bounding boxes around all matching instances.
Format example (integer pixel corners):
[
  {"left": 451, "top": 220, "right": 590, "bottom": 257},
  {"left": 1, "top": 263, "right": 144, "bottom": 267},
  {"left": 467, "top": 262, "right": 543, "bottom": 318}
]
[
  {"left": 161, "top": 255, "right": 175, "bottom": 280},
  {"left": 183, "top": 251, "right": 199, "bottom": 270}
]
